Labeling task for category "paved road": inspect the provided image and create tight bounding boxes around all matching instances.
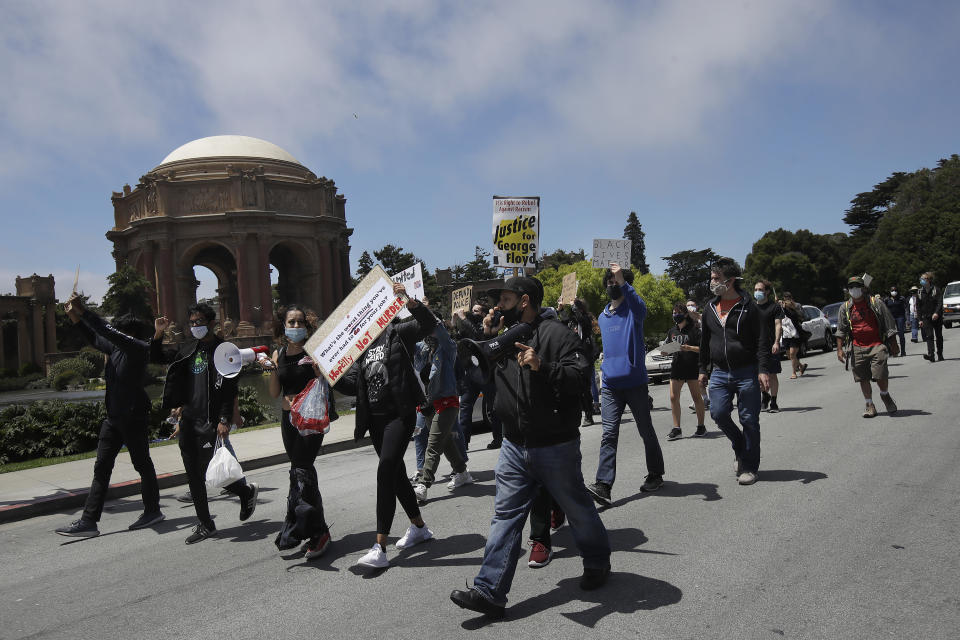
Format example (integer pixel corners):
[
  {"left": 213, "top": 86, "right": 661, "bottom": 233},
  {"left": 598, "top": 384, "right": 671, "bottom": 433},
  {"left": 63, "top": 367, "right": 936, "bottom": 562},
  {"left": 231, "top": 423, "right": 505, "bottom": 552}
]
[{"left": 1, "top": 334, "right": 958, "bottom": 639}]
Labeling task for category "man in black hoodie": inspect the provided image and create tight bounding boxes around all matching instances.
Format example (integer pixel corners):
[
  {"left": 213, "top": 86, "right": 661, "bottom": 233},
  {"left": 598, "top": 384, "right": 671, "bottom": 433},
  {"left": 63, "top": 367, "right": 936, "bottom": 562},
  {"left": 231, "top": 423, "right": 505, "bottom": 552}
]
[
  {"left": 152, "top": 303, "right": 258, "bottom": 544},
  {"left": 698, "top": 258, "right": 767, "bottom": 486},
  {"left": 450, "top": 277, "right": 610, "bottom": 619},
  {"left": 55, "top": 296, "right": 164, "bottom": 537}
]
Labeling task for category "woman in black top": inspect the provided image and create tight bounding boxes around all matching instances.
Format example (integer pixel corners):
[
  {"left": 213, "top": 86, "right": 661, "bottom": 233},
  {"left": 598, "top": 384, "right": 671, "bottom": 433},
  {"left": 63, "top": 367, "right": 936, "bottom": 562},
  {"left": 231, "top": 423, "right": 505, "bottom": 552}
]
[
  {"left": 664, "top": 303, "right": 706, "bottom": 440},
  {"left": 780, "top": 293, "right": 808, "bottom": 378},
  {"left": 268, "top": 305, "right": 332, "bottom": 559}
]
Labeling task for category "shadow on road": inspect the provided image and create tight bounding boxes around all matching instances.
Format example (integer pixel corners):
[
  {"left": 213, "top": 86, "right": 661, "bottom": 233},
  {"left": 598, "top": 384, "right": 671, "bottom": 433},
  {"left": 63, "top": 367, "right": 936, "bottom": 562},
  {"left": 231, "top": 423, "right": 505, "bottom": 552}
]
[
  {"left": 394, "top": 532, "right": 487, "bottom": 568},
  {"left": 889, "top": 409, "right": 932, "bottom": 418},
  {"left": 759, "top": 469, "right": 827, "bottom": 484},
  {"left": 608, "top": 481, "right": 722, "bottom": 509},
  {"left": 461, "top": 571, "right": 683, "bottom": 629},
  {"left": 216, "top": 518, "right": 274, "bottom": 543},
  {"left": 772, "top": 406, "right": 822, "bottom": 413}
]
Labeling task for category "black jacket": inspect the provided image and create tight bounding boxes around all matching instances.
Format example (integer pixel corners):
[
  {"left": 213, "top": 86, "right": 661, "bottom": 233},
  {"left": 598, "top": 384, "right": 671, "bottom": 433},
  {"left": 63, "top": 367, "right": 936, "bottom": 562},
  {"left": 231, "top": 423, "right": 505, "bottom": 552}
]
[
  {"left": 559, "top": 305, "right": 596, "bottom": 362},
  {"left": 493, "top": 318, "right": 586, "bottom": 448},
  {"left": 917, "top": 286, "right": 944, "bottom": 322},
  {"left": 334, "top": 304, "right": 437, "bottom": 440},
  {"left": 150, "top": 334, "right": 237, "bottom": 425},
  {"left": 76, "top": 310, "right": 151, "bottom": 422},
  {"left": 699, "top": 290, "right": 766, "bottom": 375}
]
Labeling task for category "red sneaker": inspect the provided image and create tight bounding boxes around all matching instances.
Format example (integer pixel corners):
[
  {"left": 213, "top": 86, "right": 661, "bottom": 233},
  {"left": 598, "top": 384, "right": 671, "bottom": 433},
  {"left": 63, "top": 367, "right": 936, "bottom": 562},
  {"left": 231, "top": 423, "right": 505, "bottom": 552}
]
[
  {"left": 550, "top": 508, "right": 565, "bottom": 531},
  {"left": 305, "top": 531, "right": 332, "bottom": 559},
  {"left": 527, "top": 541, "right": 553, "bottom": 568}
]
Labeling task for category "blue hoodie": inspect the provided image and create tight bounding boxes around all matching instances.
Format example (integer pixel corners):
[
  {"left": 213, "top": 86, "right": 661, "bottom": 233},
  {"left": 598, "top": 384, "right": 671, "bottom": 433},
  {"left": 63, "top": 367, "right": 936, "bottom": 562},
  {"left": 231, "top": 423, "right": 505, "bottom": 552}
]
[{"left": 599, "top": 282, "right": 649, "bottom": 388}]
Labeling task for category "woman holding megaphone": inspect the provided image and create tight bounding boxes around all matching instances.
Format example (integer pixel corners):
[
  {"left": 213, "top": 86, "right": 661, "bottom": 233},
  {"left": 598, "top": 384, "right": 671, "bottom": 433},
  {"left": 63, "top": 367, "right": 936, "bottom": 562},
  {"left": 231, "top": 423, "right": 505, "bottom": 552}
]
[{"left": 267, "top": 305, "right": 334, "bottom": 559}]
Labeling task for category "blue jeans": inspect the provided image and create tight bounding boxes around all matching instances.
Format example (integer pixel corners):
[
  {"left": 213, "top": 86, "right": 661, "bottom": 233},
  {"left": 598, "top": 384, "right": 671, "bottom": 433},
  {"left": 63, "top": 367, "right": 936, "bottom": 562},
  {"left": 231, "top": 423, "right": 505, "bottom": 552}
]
[
  {"left": 910, "top": 313, "right": 918, "bottom": 341},
  {"left": 590, "top": 369, "right": 599, "bottom": 403},
  {"left": 596, "top": 384, "right": 664, "bottom": 487},
  {"left": 472, "top": 437, "right": 610, "bottom": 606},
  {"left": 893, "top": 316, "right": 906, "bottom": 353},
  {"left": 414, "top": 412, "right": 429, "bottom": 471},
  {"left": 708, "top": 366, "right": 761, "bottom": 473}
]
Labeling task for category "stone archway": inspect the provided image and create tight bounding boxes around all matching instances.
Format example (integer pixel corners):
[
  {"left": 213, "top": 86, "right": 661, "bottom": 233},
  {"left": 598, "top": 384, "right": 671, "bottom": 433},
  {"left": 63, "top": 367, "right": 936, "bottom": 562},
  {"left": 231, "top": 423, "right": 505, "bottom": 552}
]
[
  {"left": 269, "top": 239, "right": 320, "bottom": 313},
  {"left": 180, "top": 241, "right": 241, "bottom": 326}
]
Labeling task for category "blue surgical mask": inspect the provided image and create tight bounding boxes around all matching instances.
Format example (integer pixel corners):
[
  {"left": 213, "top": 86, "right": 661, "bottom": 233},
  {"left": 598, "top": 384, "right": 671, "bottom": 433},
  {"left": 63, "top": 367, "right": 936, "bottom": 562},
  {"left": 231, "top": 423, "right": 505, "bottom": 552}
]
[
  {"left": 920, "top": 278, "right": 928, "bottom": 286},
  {"left": 285, "top": 327, "right": 307, "bottom": 343},
  {"left": 190, "top": 326, "right": 208, "bottom": 339},
  {"left": 754, "top": 291, "right": 765, "bottom": 302}
]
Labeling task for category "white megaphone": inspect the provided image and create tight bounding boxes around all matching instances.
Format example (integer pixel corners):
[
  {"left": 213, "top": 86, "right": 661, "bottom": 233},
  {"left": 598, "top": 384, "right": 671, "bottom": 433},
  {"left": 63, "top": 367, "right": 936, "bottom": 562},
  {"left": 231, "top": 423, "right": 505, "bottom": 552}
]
[{"left": 213, "top": 343, "right": 270, "bottom": 378}]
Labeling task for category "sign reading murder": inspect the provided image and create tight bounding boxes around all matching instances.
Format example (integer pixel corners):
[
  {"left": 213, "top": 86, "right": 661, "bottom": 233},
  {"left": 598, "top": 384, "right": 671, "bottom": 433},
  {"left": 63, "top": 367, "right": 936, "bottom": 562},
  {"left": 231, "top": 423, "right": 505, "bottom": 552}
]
[
  {"left": 451, "top": 285, "right": 473, "bottom": 315},
  {"left": 304, "top": 265, "right": 407, "bottom": 385},
  {"left": 560, "top": 272, "right": 578, "bottom": 304},
  {"left": 391, "top": 262, "right": 425, "bottom": 319},
  {"left": 591, "top": 238, "right": 631, "bottom": 268},
  {"left": 492, "top": 196, "right": 539, "bottom": 268}
]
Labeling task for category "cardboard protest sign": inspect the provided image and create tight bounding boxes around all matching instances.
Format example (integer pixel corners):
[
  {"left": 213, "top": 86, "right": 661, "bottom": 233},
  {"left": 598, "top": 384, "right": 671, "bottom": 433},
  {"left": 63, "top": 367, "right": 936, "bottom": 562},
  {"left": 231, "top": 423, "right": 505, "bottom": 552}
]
[
  {"left": 560, "top": 272, "right": 578, "bottom": 304},
  {"left": 591, "top": 238, "right": 631, "bottom": 268},
  {"left": 492, "top": 196, "right": 539, "bottom": 268},
  {"left": 451, "top": 285, "right": 473, "bottom": 315},
  {"left": 304, "top": 265, "right": 408, "bottom": 385},
  {"left": 391, "top": 262, "right": 425, "bottom": 319}
]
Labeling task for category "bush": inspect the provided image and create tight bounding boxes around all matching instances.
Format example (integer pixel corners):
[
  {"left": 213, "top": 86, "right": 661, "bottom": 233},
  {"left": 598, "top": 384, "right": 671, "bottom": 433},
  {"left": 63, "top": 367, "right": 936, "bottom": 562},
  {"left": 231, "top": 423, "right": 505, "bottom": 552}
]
[
  {"left": 47, "top": 357, "right": 98, "bottom": 386},
  {"left": 0, "top": 373, "right": 43, "bottom": 392},
  {"left": 18, "top": 362, "right": 41, "bottom": 376},
  {"left": 239, "top": 385, "right": 273, "bottom": 427},
  {"left": 78, "top": 347, "right": 106, "bottom": 377},
  {"left": 52, "top": 370, "right": 83, "bottom": 390},
  {"left": 0, "top": 401, "right": 106, "bottom": 465}
]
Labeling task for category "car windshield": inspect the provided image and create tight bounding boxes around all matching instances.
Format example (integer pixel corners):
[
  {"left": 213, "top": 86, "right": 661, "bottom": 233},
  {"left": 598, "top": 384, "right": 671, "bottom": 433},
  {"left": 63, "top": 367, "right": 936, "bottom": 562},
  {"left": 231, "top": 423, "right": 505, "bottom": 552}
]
[
  {"left": 822, "top": 303, "right": 843, "bottom": 320},
  {"left": 944, "top": 283, "right": 960, "bottom": 297}
]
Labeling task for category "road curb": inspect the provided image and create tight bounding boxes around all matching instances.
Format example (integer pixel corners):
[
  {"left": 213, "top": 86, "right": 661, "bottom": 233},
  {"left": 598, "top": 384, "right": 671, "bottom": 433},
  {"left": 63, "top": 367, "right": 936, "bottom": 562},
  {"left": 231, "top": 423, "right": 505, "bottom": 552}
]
[{"left": 0, "top": 436, "right": 372, "bottom": 526}]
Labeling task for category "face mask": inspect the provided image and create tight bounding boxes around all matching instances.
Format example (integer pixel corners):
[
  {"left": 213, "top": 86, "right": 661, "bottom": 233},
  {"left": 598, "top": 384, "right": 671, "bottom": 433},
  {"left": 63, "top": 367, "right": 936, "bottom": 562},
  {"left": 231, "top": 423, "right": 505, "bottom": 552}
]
[
  {"left": 686, "top": 305, "right": 697, "bottom": 314},
  {"left": 848, "top": 287, "right": 863, "bottom": 299},
  {"left": 500, "top": 303, "right": 522, "bottom": 327},
  {"left": 423, "top": 336, "right": 438, "bottom": 350},
  {"left": 710, "top": 280, "right": 728, "bottom": 296},
  {"left": 754, "top": 291, "right": 765, "bottom": 302},
  {"left": 607, "top": 284, "right": 623, "bottom": 300},
  {"left": 285, "top": 327, "right": 307, "bottom": 343},
  {"left": 190, "top": 325, "right": 208, "bottom": 339},
  {"left": 673, "top": 313, "right": 686, "bottom": 324},
  {"left": 890, "top": 291, "right": 897, "bottom": 297},
  {"left": 920, "top": 278, "right": 928, "bottom": 286}
]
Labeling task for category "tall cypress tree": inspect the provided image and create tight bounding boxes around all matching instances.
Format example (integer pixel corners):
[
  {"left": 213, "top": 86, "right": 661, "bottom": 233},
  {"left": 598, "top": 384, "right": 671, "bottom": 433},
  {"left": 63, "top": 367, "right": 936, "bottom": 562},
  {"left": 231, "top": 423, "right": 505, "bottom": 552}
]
[{"left": 623, "top": 211, "right": 649, "bottom": 274}]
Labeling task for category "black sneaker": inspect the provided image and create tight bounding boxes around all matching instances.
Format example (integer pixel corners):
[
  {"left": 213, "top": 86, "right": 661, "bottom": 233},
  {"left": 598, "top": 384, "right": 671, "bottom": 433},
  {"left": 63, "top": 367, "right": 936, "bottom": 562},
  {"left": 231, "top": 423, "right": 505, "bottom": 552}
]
[
  {"left": 694, "top": 425, "right": 707, "bottom": 437},
  {"left": 938, "top": 354, "right": 945, "bottom": 361},
  {"left": 923, "top": 354, "right": 934, "bottom": 362},
  {"left": 450, "top": 588, "right": 505, "bottom": 619},
  {"left": 640, "top": 474, "right": 663, "bottom": 492},
  {"left": 185, "top": 522, "right": 216, "bottom": 544},
  {"left": 55, "top": 519, "right": 100, "bottom": 537},
  {"left": 667, "top": 427, "right": 682, "bottom": 441},
  {"left": 177, "top": 491, "right": 193, "bottom": 503},
  {"left": 239, "top": 482, "right": 259, "bottom": 521},
  {"left": 768, "top": 401, "right": 780, "bottom": 413},
  {"left": 486, "top": 440, "right": 502, "bottom": 450},
  {"left": 580, "top": 565, "right": 611, "bottom": 590},
  {"left": 761, "top": 392, "right": 770, "bottom": 411},
  {"left": 586, "top": 482, "right": 612, "bottom": 506},
  {"left": 128, "top": 511, "right": 165, "bottom": 530}
]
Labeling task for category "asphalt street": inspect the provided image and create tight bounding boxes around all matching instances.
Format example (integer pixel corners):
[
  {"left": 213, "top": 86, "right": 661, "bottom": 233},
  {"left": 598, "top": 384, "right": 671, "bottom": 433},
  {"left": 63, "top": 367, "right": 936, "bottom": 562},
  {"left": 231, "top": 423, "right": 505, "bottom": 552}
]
[{"left": 1, "top": 333, "right": 958, "bottom": 640}]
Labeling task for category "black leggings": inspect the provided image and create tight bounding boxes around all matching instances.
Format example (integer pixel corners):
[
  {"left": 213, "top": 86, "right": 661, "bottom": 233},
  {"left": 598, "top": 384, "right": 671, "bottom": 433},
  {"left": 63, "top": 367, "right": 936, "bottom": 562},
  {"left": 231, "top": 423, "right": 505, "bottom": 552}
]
[{"left": 369, "top": 412, "right": 420, "bottom": 535}]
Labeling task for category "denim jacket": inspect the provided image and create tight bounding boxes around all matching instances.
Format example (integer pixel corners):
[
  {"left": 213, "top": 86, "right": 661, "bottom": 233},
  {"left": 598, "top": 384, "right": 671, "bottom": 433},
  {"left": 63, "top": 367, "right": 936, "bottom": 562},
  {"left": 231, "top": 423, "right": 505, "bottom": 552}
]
[{"left": 414, "top": 323, "right": 458, "bottom": 400}]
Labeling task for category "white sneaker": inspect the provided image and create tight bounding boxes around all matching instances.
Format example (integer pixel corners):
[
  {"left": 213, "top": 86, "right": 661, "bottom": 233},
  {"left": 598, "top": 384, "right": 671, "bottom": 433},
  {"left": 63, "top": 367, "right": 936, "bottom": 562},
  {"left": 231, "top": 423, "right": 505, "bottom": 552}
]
[
  {"left": 414, "top": 483, "right": 428, "bottom": 505},
  {"left": 395, "top": 524, "right": 433, "bottom": 549},
  {"left": 357, "top": 544, "right": 389, "bottom": 568},
  {"left": 447, "top": 470, "right": 475, "bottom": 491}
]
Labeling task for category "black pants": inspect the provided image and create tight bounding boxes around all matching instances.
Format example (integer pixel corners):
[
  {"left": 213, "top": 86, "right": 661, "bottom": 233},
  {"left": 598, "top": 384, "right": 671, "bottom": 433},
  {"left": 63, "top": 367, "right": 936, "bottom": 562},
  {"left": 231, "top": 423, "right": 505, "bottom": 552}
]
[
  {"left": 179, "top": 417, "right": 250, "bottom": 529},
  {"left": 82, "top": 417, "right": 160, "bottom": 522},
  {"left": 369, "top": 412, "right": 420, "bottom": 535},
  {"left": 922, "top": 320, "right": 944, "bottom": 358},
  {"left": 529, "top": 486, "right": 561, "bottom": 547},
  {"left": 280, "top": 410, "right": 327, "bottom": 537}
]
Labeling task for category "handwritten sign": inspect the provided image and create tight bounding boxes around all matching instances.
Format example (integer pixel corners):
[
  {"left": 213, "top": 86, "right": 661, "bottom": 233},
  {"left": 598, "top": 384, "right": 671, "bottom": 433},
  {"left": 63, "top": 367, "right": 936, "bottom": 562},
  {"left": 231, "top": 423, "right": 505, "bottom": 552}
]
[
  {"left": 392, "top": 262, "right": 425, "bottom": 319},
  {"left": 451, "top": 285, "right": 473, "bottom": 315},
  {"left": 591, "top": 238, "right": 631, "bottom": 268},
  {"left": 560, "top": 272, "right": 578, "bottom": 304},
  {"left": 305, "top": 265, "right": 407, "bottom": 385},
  {"left": 492, "top": 196, "right": 540, "bottom": 268}
]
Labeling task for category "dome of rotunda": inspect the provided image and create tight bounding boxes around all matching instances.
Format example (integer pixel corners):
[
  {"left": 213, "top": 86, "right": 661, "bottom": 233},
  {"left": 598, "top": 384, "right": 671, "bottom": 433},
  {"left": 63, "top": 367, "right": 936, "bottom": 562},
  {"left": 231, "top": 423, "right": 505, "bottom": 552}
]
[{"left": 158, "top": 135, "right": 302, "bottom": 166}]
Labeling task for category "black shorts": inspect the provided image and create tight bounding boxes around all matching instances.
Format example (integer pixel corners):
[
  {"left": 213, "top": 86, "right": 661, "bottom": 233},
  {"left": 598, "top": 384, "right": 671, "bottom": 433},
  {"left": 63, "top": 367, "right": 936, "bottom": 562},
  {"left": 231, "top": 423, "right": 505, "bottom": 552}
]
[
  {"left": 669, "top": 361, "right": 699, "bottom": 381},
  {"left": 758, "top": 355, "right": 782, "bottom": 374},
  {"left": 782, "top": 338, "right": 801, "bottom": 350}
]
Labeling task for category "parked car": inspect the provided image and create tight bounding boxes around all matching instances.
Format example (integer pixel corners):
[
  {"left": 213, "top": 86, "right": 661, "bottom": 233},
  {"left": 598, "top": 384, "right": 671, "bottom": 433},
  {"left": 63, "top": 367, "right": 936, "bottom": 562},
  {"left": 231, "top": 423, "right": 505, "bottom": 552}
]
[
  {"left": 644, "top": 347, "right": 673, "bottom": 384},
  {"left": 822, "top": 302, "right": 844, "bottom": 334},
  {"left": 942, "top": 280, "right": 960, "bottom": 328},
  {"left": 800, "top": 304, "right": 833, "bottom": 352}
]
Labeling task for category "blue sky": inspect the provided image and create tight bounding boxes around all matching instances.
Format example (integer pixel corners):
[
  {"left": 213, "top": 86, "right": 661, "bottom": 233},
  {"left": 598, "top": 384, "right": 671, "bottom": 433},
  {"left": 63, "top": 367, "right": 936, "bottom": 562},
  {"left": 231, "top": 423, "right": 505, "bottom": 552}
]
[{"left": 2, "top": 0, "right": 959, "bottom": 303}]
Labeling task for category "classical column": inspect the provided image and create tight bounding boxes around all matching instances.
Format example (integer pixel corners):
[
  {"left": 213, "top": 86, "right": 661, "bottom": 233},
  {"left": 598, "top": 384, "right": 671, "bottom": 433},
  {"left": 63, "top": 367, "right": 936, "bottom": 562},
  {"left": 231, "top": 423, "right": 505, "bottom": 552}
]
[
  {"left": 31, "top": 301, "right": 45, "bottom": 365},
  {"left": 142, "top": 243, "right": 158, "bottom": 314},
  {"left": 44, "top": 304, "right": 57, "bottom": 355},
  {"left": 156, "top": 241, "right": 177, "bottom": 320},
  {"left": 234, "top": 234, "right": 254, "bottom": 324},
  {"left": 258, "top": 237, "right": 273, "bottom": 327},
  {"left": 328, "top": 239, "right": 343, "bottom": 304},
  {"left": 318, "top": 241, "right": 333, "bottom": 316},
  {"left": 17, "top": 310, "right": 31, "bottom": 369}
]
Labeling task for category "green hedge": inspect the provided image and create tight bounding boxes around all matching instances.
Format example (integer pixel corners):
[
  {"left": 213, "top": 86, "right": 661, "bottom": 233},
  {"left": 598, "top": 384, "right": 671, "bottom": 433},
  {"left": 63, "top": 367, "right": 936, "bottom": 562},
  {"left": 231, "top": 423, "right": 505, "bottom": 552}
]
[{"left": 0, "top": 373, "right": 43, "bottom": 392}]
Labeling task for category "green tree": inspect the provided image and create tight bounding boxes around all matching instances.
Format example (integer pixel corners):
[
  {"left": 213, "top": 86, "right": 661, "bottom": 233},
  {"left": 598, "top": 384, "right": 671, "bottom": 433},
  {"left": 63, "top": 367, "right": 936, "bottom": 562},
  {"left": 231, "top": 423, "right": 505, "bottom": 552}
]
[
  {"left": 743, "top": 229, "right": 847, "bottom": 306},
  {"left": 463, "top": 246, "right": 497, "bottom": 282},
  {"left": 356, "top": 250, "right": 374, "bottom": 279},
  {"left": 373, "top": 245, "right": 418, "bottom": 274},
  {"left": 661, "top": 248, "right": 719, "bottom": 303},
  {"left": 623, "top": 211, "right": 649, "bottom": 274},
  {"left": 846, "top": 155, "right": 960, "bottom": 291},
  {"left": 99, "top": 265, "right": 154, "bottom": 320},
  {"left": 539, "top": 248, "right": 586, "bottom": 271},
  {"left": 843, "top": 172, "right": 907, "bottom": 247}
]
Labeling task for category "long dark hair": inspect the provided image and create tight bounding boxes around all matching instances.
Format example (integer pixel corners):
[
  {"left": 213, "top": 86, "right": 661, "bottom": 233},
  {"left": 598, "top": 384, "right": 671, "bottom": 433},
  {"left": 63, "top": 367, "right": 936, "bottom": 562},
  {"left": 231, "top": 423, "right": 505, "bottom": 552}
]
[{"left": 272, "top": 304, "right": 317, "bottom": 345}]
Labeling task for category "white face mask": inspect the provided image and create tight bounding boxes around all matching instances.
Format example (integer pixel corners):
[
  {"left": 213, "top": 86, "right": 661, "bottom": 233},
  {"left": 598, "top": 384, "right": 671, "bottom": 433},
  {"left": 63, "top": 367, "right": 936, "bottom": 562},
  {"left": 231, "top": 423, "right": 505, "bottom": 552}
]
[
  {"left": 848, "top": 287, "right": 863, "bottom": 300},
  {"left": 686, "top": 305, "right": 697, "bottom": 314},
  {"left": 190, "top": 325, "right": 209, "bottom": 339}
]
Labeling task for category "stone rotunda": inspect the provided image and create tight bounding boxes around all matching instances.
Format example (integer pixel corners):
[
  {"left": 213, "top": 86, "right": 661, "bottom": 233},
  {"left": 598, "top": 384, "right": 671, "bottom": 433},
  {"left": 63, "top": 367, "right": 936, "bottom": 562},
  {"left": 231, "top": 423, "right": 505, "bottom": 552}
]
[{"left": 107, "top": 135, "right": 352, "bottom": 336}]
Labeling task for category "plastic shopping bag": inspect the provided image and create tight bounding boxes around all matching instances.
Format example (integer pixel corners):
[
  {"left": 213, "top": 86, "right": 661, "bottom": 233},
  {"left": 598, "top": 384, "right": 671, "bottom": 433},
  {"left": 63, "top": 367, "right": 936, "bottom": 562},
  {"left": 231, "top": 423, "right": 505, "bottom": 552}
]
[
  {"left": 205, "top": 436, "right": 244, "bottom": 490},
  {"left": 290, "top": 378, "right": 331, "bottom": 436}
]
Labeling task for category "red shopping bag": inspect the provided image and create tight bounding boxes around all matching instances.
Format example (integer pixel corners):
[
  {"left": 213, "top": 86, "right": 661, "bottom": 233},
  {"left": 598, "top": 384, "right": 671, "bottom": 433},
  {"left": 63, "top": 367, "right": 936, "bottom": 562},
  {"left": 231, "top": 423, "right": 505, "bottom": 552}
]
[{"left": 289, "top": 378, "right": 331, "bottom": 436}]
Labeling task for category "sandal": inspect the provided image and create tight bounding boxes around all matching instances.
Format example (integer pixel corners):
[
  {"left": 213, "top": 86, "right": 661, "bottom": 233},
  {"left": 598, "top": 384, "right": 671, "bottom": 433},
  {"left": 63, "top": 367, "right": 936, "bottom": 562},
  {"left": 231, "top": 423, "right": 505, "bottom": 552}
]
[
  {"left": 789, "top": 374, "right": 798, "bottom": 379},
  {"left": 799, "top": 363, "right": 808, "bottom": 375}
]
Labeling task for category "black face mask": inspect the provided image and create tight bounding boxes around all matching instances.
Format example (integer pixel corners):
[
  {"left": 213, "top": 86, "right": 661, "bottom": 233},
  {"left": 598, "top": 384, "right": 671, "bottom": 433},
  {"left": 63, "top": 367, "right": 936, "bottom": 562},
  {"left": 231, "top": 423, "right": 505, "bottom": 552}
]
[
  {"left": 607, "top": 284, "right": 623, "bottom": 301},
  {"left": 673, "top": 313, "right": 686, "bottom": 324},
  {"left": 500, "top": 304, "right": 522, "bottom": 327}
]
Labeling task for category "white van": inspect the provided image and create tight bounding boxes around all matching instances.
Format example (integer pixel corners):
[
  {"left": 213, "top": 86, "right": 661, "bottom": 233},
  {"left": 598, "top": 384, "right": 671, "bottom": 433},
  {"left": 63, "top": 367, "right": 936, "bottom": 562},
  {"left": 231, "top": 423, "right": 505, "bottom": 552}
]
[{"left": 942, "top": 280, "right": 960, "bottom": 328}]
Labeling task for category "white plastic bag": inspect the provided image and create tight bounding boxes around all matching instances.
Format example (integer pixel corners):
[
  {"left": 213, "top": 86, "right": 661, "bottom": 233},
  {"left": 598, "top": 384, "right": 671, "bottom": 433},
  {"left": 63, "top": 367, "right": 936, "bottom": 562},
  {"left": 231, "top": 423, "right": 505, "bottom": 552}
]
[
  {"left": 205, "top": 436, "right": 244, "bottom": 490},
  {"left": 781, "top": 317, "right": 798, "bottom": 339}
]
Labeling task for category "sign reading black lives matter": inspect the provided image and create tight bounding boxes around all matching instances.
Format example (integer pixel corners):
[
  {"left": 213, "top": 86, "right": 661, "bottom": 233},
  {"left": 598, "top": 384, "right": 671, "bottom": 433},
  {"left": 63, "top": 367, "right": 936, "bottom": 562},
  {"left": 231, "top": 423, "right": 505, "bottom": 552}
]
[
  {"left": 492, "top": 196, "right": 539, "bottom": 268},
  {"left": 304, "top": 265, "right": 407, "bottom": 385},
  {"left": 592, "top": 238, "right": 631, "bottom": 268}
]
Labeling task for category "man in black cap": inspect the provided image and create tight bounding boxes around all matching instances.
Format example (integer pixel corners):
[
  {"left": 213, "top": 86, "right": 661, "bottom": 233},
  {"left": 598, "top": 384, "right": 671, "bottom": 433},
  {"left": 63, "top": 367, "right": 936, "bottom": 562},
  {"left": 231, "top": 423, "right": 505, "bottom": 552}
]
[
  {"left": 450, "top": 276, "right": 610, "bottom": 619},
  {"left": 835, "top": 275, "right": 899, "bottom": 417}
]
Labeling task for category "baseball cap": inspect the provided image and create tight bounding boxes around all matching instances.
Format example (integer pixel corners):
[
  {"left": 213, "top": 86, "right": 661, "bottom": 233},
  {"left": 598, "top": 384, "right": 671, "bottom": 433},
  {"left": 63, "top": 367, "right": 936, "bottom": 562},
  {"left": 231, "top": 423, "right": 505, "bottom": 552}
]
[
  {"left": 847, "top": 275, "right": 865, "bottom": 287},
  {"left": 487, "top": 276, "right": 544, "bottom": 307}
]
